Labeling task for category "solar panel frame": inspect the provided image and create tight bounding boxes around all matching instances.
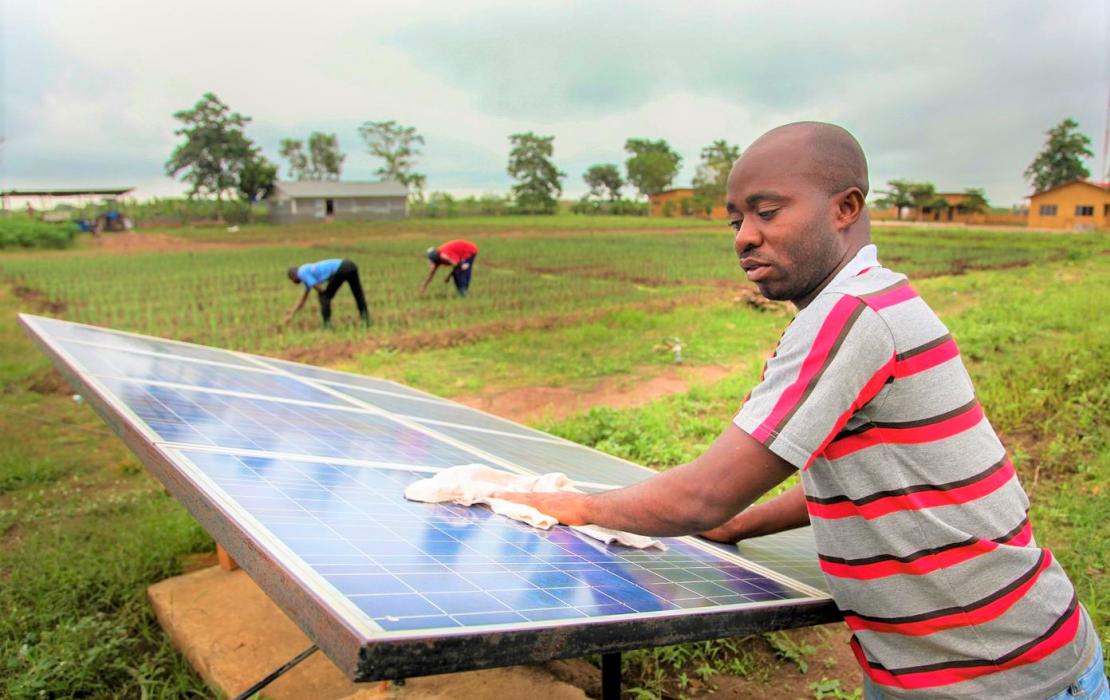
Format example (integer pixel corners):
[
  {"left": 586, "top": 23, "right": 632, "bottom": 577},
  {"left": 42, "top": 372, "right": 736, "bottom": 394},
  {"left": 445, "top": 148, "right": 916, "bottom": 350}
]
[{"left": 20, "top": 314, "right": 839, "bottom": 681}]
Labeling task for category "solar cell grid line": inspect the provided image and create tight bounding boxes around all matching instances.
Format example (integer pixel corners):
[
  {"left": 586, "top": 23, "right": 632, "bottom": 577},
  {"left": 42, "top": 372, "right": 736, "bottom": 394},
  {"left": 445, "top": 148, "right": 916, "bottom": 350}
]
[
  {"left": 236, "top": 352, "right": 588, "bottom": 484},
  {"left": 19, "top": 314, "right": 840, "bottom": 682},
  {"left": 170, "top": 450, "right": 831, "bottom": 642},
  {"left": 54, "top": 339, "right": 347, "bottom": 406},
  {"left": 26, "top": 314, "right": 263, "bottom": 368}
]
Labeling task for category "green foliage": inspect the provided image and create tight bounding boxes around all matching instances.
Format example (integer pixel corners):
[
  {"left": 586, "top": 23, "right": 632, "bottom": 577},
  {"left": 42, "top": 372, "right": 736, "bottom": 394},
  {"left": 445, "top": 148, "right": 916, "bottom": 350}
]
[
  {"left": 569, "top": 198, "right": 647, "bottom": 216},
  {"left": 625, "top": 138, "right": 682, "bottom": 198},
  {"left": 410, "top": 192, "right": 514, "bottom": 218},
  {"left": 165, "top": 92, "right": 258, "bottom": 202},
  {"left": 765, "top": 630, "right": 815, "bottom": 673},
  {"left": 507, "top": 132, "right": 564, "bottom": 214},
  {"left": 957, "top": 187, "right": 989, "bottom": 214},
  {"left": 279, "top": 137, "right": 308, "bottom": 179},
  {"left": 67, "top": 197, "right": 265, "bottom": 226},
  {"left": 0, "top": 217, "right": 77, "bottom": 250},
  {"left": 810, "top": 677, "right": 862, "bottom": 699},
  {"left": 583, "top": 163, "right": 624, "bottom": 201},
  {"left": 0, "top": 225, "right": 1107, "bottom": 697},
  {"left": 692, "top": 139, "right": 740, "bottom": 214},
  {"left": 874, "top": 179, "right": 946, "bottom": 220},
  {"left": 1024, "top": 118, "right": 1094, "bottom": 193},
  {"left": 236, "top": 154, "right": 278, "bottom": 204},
  {"left": 358, "top": 120, "right": 426, "bottom": 195},
  {"left": 279, "top": 132, "right": 344, "bottom": 181}
]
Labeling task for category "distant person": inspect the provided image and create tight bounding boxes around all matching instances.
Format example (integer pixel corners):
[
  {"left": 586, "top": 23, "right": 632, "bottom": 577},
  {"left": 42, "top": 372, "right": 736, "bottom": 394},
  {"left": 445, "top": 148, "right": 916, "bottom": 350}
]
[
  {"left": 496, "top": 123, "right": 1105, "bottom": 700},
  {"left": 285, "top": 259, "right": 370, "bottom": 329},
  {"left": 420, "top": 239, "right": 478, "bottom": 297}
]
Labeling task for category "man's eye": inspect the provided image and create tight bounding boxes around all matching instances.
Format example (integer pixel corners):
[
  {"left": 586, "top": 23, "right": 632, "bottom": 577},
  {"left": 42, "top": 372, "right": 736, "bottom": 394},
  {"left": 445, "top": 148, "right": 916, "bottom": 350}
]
[
  {"left": 729, "top": 218, "right": 742, "bottom": 231},
  {"left": 757, "top": 209, "right": 778, "bottom": 220}
]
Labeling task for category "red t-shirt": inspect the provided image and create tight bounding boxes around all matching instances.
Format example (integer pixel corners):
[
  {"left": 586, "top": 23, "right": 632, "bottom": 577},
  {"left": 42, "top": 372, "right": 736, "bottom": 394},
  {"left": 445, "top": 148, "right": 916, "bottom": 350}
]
[{"left": 437, "top": 240, "right": 478, "bottom": 265}]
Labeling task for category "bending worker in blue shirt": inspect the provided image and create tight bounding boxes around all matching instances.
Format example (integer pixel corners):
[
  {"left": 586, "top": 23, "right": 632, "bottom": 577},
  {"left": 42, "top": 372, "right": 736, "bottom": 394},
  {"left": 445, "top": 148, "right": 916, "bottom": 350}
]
[{"left": 285, "top": 258, "right": 370, "bottom": 328}]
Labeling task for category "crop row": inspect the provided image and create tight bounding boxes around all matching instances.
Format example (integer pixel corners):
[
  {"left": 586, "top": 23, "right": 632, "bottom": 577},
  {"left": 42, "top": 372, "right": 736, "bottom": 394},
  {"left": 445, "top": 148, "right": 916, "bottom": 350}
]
[{"left": 0, "top": 228, "right": 1100, "bottom": 353}]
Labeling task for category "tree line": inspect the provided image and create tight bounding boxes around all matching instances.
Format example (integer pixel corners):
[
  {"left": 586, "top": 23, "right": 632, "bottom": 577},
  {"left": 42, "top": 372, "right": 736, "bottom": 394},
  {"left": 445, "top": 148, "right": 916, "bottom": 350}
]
[{"left": 165, "top": 93, "right": 1101, "bottom": 216}]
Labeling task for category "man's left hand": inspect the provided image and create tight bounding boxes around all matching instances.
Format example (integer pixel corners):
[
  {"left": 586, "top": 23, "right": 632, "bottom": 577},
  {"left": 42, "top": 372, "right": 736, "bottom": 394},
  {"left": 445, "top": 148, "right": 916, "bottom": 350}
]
[{"left": 491, "top": 491, "right": 590, "bottom": 526}]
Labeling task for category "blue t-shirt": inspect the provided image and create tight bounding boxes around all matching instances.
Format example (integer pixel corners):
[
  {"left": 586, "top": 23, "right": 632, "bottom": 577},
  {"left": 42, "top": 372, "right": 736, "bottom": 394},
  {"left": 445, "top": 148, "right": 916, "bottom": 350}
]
[{"left": 298, "top": 259, "right": 342, "bottom": 289}]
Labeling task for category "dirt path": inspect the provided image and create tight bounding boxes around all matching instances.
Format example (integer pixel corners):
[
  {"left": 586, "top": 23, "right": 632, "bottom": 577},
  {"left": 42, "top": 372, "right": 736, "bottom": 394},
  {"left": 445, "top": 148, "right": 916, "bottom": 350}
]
[{"left": 457, "top": 363, "right": 736, "bottom": 423}]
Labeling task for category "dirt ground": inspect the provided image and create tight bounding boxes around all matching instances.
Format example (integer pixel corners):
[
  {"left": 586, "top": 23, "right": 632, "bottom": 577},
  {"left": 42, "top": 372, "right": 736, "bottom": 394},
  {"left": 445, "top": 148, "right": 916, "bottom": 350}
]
[{"left": 457, "top": 363, "right": 736, "bottom": 423}]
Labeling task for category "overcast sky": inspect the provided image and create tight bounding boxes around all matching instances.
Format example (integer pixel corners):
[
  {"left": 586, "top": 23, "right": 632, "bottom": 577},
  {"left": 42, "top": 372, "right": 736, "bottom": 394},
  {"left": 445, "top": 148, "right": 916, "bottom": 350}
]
[{"left": 2, "top": 0, "right": 1107, "bottom": 205}]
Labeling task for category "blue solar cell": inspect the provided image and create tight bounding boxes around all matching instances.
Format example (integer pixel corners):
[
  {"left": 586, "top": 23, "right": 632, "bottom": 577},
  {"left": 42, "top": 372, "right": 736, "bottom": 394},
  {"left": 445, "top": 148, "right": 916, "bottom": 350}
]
[
  {"left": 98, "top": 379, "right": 481, "bottom": 466},
  {"left": 328, "top": 384, "right": 550, "bottom": 439},
  {"left": 58, "top": 340, "right": 345, "bottom": 405},
  {"left": 22, "top": 314, "right": 830, "bottom": 671},
  {"left": 429, "top": 424, "right": 653, "bottom": 487},
  {"left": 178, "top": 450, "right": 807, "bottom": 632},
  {"left": 258, "top": 357, "right": 436, "bottom": 400},
  {"left": 30, "top": 315, "right": 260, "bottom": 368}
]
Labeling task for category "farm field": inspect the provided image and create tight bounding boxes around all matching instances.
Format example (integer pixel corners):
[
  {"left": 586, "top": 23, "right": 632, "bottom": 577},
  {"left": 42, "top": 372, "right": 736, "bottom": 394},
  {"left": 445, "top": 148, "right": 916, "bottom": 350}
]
[{"left": 0, "top": 219, "right": 1107, "bottom": 699}]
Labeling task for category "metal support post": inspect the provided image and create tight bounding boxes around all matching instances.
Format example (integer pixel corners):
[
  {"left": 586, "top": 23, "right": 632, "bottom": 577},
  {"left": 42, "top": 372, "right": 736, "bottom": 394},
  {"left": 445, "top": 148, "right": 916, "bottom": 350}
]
[{"left": 601, "top": 651, "right": 622, "bottom": 700}]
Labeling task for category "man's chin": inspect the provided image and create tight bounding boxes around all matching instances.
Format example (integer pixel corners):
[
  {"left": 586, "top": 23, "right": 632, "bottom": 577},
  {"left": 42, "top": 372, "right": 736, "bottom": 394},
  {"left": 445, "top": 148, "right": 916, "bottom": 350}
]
[{"left": 754, "top": 282, "right": 788, "bottom": 301}]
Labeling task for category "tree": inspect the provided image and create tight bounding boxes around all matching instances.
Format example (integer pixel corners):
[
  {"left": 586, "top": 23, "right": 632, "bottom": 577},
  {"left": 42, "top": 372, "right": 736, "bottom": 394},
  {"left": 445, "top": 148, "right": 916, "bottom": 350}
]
[
  {"left": 507, "top": 132, "right": 564, "bottom": 214},
  {"left": 956, "top": 188, "right": 989, "bottom": 215},
  {"left": 874, "top": 179, "right": 916, "bottom": 218},
  {"left": 165, "top": 93, "right": 257, "bottom": 204},
  {"left": 907, "top": 182, "right": 947, "bottom": 221},
  {"left": 692, "top": 139, "right": 740, "bottom": 214},
  {"left": 278, "top": 132, "right": 344, "bottom": 180},
  {"left": 236, "top": 154, "right": 277, "bottom": 203},
  {"left": 624, "top": 138, "right": 682, "bottom": 199},
  {"left": 357, "top": 120, "right": 426, "bottom": 195},
  {"left": 278, "top": 138, "right": 309, "bottom": 180},
  {"left": 583, "top": 164, "right": 623, "bottom": 201},
  {"left": 1024, "top": 118, "right": 1093, "bottom": 193},
  {"left": 307, "top": 132, "right": 344, "bottom": 180}
]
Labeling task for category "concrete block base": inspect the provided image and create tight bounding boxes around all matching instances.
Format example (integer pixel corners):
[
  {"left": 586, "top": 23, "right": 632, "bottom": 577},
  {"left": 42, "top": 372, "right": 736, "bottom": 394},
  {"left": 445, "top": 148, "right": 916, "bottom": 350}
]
[{"left": 148, "top": 565, "right": 589, "bottom": 699}]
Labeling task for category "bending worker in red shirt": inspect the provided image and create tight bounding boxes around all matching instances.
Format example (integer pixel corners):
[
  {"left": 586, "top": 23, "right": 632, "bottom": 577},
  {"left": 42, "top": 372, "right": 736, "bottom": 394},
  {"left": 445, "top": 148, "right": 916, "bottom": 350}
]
[
  {"left": 420, "top": 239, "right": 478, "bottom": 297},
  {"left": 495, "top": 122, "right": 1105, "bottom": 700}
]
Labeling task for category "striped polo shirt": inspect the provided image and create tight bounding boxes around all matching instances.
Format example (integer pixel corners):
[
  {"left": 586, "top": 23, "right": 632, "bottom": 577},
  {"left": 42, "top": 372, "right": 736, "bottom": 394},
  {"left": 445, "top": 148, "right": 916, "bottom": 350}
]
[{"left": 734, "top": 245, "right": 1096, "bottom": 699}]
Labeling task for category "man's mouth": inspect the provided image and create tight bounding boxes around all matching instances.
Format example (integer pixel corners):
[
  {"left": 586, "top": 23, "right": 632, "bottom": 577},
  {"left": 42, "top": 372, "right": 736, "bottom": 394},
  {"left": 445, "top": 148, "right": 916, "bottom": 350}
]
[{"left": 740, "top": 259, "right": 772, "bottom": 281}]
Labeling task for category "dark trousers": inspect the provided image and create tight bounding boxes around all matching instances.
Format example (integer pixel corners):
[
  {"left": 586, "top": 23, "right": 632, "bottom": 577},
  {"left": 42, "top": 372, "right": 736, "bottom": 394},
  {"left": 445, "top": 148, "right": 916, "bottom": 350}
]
[
  {"left": 451, "top": 254, "right": 477, "bottom": 296},
  {"left": 319, "top": 259, "right": 369, "bottom": 322}
]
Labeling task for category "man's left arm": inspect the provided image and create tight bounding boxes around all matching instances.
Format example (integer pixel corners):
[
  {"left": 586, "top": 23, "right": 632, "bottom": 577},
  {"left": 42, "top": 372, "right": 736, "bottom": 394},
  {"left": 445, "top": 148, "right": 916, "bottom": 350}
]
[{"left": 496, "top": 424, "right": 795, "bottom": 536}]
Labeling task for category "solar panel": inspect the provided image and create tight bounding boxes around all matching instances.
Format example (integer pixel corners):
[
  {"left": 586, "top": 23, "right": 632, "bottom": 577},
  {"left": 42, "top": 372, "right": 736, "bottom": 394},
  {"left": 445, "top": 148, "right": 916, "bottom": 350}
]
[{"left": 20, "top": 314, "right": 836, "bottom": 681}]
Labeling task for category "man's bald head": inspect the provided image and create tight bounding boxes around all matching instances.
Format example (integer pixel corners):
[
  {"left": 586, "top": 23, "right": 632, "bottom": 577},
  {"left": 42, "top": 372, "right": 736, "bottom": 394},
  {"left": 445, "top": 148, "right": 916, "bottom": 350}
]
[
  {"left": 738, "top": 122, "right": 869, "bottom": 197},
  {"left": 726, "top": 122, "right": 872, "bottom": 308}
]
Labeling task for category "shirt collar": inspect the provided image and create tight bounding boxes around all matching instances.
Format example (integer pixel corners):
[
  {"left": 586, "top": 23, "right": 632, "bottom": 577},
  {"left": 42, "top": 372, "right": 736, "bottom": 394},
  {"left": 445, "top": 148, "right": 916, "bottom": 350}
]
[{"left": 825, "top": 244, "right": 879, "bottom": 292}]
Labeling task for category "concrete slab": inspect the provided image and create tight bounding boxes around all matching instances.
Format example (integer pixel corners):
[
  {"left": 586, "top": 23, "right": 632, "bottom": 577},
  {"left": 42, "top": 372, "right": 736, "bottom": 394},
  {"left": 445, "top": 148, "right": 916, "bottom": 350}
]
[{"left": 148, "top": 565, "right": 590, "bottom": 700}]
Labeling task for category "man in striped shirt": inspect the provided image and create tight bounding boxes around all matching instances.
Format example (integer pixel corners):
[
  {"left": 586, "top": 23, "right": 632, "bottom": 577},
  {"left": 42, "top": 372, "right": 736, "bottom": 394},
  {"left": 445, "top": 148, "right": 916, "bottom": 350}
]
[{"left": 498, "top": 123, "right": 1104, "bottom": 698}]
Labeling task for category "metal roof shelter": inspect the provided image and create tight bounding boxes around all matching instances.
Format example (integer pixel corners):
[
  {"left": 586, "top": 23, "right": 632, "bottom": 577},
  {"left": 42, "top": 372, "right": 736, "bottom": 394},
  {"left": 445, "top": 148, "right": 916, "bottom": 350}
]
[
  {"left": 20, "top": 314, "right": 838, "bottom": 697},
  {"left": 1, "top": 188, "right": 134, "bottom": 211}
]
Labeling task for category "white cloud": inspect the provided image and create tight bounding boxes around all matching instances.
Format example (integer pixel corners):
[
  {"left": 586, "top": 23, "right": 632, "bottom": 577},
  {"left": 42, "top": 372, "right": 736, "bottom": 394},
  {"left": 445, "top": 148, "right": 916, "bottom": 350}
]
[{"left": 2, "top": 0, "right": 1106, "bottom": 206}]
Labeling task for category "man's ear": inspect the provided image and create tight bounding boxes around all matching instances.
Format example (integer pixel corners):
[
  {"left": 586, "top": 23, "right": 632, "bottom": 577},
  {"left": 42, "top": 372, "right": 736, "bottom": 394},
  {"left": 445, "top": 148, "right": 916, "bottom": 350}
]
[{"left": 834, "top": 188, "right": 866, "bottom": 230}]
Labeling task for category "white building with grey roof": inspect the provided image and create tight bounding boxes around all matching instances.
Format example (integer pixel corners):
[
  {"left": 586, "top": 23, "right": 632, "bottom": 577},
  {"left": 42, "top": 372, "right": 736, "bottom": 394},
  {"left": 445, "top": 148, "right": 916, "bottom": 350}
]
[{"left": 266, "top": 180, "right": 408, "bottom": 224}]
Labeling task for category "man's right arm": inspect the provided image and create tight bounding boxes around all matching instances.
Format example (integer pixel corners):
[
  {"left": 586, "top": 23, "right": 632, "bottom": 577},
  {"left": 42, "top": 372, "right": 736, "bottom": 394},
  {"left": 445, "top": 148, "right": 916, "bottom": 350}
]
[
  {"left": 699, "top": 483, "right": 809, "bottom": 543},
  {"left": 419, "top": 265, "right": 439, "bottom": 294},
  {"left": 284, "top": 287, "right": 310, "bottom": 323}
]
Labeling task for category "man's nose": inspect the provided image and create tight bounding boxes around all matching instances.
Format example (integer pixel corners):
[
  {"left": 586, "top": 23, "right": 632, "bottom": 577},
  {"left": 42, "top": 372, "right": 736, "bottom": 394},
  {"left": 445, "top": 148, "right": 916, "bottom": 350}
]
[{"left": 734, "top": 217, "right": 762, "bottom": 253}]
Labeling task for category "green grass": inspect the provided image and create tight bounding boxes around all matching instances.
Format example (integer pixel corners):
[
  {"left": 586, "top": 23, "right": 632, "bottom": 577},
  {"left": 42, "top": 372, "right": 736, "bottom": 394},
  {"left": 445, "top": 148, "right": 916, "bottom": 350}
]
[
  {"left": 542, "top": 255, "right": 1110, "bottom": 690},
  {"left": 1, "top": 225, "right": 1101, "bottom": 358},
  {"left": 0, "top": 223, "right": 1106, "bottom": 697},
  {"left": 0, "top": 216, "right": 77, "bottom": 250}
]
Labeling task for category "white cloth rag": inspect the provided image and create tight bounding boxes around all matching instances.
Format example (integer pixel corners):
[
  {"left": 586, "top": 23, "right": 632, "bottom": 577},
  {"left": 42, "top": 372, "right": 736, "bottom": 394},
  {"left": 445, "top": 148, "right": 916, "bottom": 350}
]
[{"left": 404, "top": 464, "right": 664, "bottom": 550}]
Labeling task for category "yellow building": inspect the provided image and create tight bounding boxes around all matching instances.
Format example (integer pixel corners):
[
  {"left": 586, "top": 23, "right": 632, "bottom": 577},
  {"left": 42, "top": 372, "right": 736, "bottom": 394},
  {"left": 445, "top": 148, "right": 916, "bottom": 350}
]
[
  {"left": 648, "top": 188, "right": 728, "bottom": 220},
  {"left": 1027, "top": 180, "right": 1110, "bottom": 230}
]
